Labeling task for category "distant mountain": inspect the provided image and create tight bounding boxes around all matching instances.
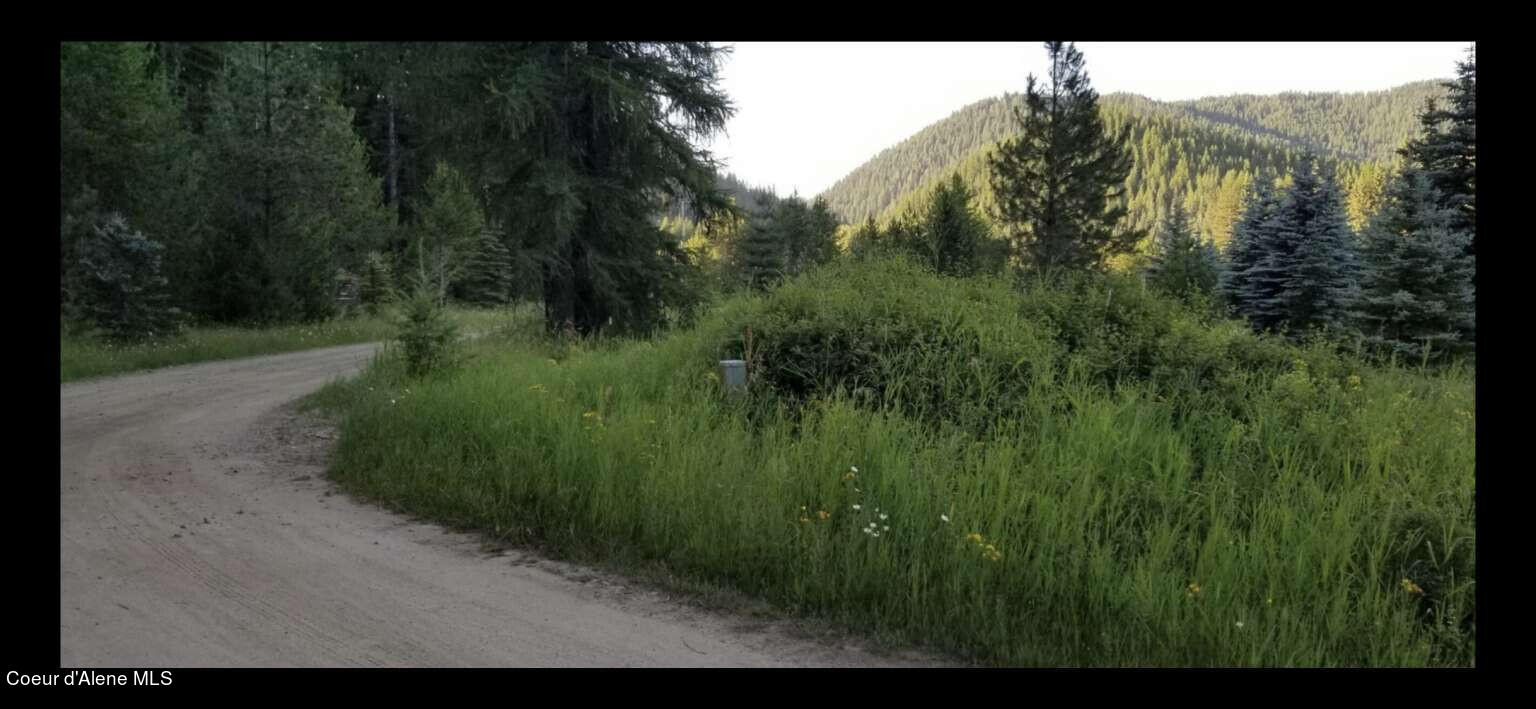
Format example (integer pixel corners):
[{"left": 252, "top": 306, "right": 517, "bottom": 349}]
[{"left": 818, "top": 81, "right": 1447, "bottom": 249}]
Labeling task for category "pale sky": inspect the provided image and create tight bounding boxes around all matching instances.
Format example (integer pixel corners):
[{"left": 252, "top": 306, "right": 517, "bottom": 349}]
[{"left": 703, "top": 42, "right": 1472, "bottom": 199}]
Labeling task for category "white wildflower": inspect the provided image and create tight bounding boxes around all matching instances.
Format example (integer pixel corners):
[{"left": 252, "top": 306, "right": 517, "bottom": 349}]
[
  {"left": 940, "top": 514, "right": 950, "bottom": 523},
  {"left": 852, "top": 504, "right": 861, "bottom": 511}
]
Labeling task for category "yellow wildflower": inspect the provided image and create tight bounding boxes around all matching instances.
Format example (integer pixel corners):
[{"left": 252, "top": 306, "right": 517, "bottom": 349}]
[
  {"left": 1401, "top": 578, "right": 1425, "bottom": 595},
  {"left": 1187, "top": 582, "right": 1203, "bottom": 598}
]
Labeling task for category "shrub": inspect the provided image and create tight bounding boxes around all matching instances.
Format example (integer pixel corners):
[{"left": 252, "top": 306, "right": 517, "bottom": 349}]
[
  {"left": 695, "top": 256, "right": 1352, "bottom": 435},
  {"left": 696, "top": 256, "right": 1058, "bottom": 432}
]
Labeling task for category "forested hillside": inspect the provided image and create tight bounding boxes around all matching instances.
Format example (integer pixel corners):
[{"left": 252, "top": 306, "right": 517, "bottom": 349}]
[
  {"left": 1177, "top": 81, "right": 1445, "bottom": 163},
  {"left": 820, "top": 82, "right": 1446, "bottom": 251}
]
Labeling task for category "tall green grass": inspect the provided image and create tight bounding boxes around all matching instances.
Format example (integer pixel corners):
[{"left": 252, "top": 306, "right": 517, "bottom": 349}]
[
  {"left": 310, "top": 259, "right": 1474, "bottom": 666},
  {"left": 60, "top": 305, "right": 534, "bottom": 383}
]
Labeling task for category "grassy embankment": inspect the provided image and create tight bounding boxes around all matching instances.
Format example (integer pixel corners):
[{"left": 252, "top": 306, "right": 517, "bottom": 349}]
[{"left": 306, "top": 258, "right": 1474, "bottom": 667}]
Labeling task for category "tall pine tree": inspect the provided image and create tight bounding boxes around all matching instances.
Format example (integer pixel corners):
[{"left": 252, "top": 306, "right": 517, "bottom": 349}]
[
  {"left": 197, "top": 42, "right": 392, "bottom": 323},
  {"left": 397, "top": 43, "right": 734, "bottom": 336},
  {"left": 988, "top": 42, "right": 1142, "bottom": 273},
  {"left": 1399, "top": 45, "right": 1475, "bottom": 251}
]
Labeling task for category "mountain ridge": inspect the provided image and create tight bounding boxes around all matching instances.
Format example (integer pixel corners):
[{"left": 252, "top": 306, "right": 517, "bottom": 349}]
[{"left": 818, "top": 80, "right": 1449, "bottom": 229}]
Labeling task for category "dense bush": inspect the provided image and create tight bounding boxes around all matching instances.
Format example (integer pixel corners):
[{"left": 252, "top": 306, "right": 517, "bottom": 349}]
[
  {"left": 696, "top": 256, "right": 1057, "bottom": 433},
  {"left": 695, "top": 255, "right": 1326, "bottom": 434}
]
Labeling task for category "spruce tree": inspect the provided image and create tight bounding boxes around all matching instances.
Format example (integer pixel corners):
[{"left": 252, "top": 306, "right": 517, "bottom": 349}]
[
  {"left": 1219, "top": 179, "right": 1280, "bottom": 319},
  {"left": 1352, "top": 173, "right": 1474, "bottom": 361},
  {"left": 1400, "top": 45, "right": 1475, "bottom": 250},
  {"left": 988, "top": 42, "right": 1142, "bottom": 273},
  {"left": 358, "top": 251, "right": 396, "bottom": 313},
  {"left": 801, "top": 196, "right": 842, "bottom": 271},
  {"left": 738, "top": 209, "right": 785, "bottom": 291},
  {"left": 1146, "top": 204, "right": 1218, "bottom": 302},
  {"left": 847, "top": 216, "right": 883, "bottom": 261},
  {"left": 1231, "top": 157, "right": 1358, "bottom": 336},
  {"left": 921, "top": 174, "right": 990, "bottom": 276},
  {"left": 1279, "top": 163, "right": 1359, "bottom": 334},
  {"left": 73, "top": 214, "right": 184, "bottom": 340},
  {"left": 456, "top": 225, "right": 517, "bottom": 306}
]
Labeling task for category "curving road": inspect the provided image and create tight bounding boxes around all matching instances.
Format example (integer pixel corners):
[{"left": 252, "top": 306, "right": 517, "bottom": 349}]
[{"left": 60, "top": 344, "right": 938, "bottom": 667}]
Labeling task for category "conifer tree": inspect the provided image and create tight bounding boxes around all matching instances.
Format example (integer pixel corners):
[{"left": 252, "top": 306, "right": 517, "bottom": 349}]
[
  {"left": 1219, "top": 179, "right": 1279, "bottom": 319},
  {"left": 1344, "top": 162, "right": 1391, "bottom": 233},
  {"left": 73, "top": 214, "right": 184, "bottom": 340},
  {"left": 920, "top": 174, "right": 991, "bottom": 276},
  {"left": 456, "top": 225, "right": 517, "bottom": 306},
  {"left": 988, "top": 42, "right": 1142, "bottom": 273},
  {"left": 60, "top": 42, "right": 201, "bottom": 317},
  {"left": 738, "top": 210, "right": 785, "bottom": 291},
  {"left": 1400, "top": 45, "right": 1475, "bottom": 250},
  {"left": 358, "top": 251, "right": 396, "bottom": 312},
  {"left": 1280, "top": 164, "right": 1359, "bottom": 334},
  {"left": 401, "top": 43, "right": 733, "bottom": 336},
  {"left": 412, "top": 160, "right": 486, "bottom": 290},
  {"left": 1352, "top": 173, "right": 1474, "bottom": 360},
  {"left": 802, "top": 196, "right": 842, "bottom": 271},
  {"left": 197, "top": 42, "right": 392, "bottom": 323},
  {"left": 1146, "top": 204, "right": 1218, "bottom": 301},
  {"left": 847, "top": 216, "right": 883, "bottom": 261},
  {"left": 773, "top": 197, "right": 813, "bottom": 277},
  {"left": 1229, "top": 156, "right": 1358, "bottom": 336}
]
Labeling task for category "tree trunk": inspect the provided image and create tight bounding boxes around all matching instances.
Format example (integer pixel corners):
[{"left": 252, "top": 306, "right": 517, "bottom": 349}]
[{"left": 386, "top": 97, "right": 399, "bottom": 220}]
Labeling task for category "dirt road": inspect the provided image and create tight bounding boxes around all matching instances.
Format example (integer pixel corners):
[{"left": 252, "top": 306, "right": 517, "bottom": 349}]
[{"left": 60, "top": 345, "right": 940, "bottom": 667}]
